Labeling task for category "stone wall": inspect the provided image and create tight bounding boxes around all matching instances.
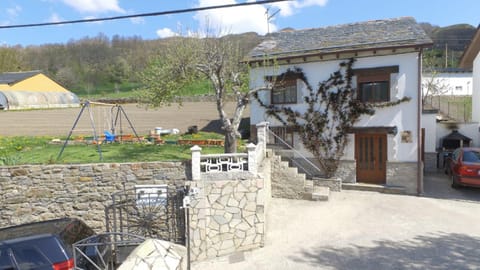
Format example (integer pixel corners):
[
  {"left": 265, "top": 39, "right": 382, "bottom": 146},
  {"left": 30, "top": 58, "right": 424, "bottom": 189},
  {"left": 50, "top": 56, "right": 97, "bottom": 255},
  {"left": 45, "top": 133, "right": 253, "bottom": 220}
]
[
  {"left": 386, "top": 162, "right": 419, "bottom": 194},
  {"left": 187, "top": 157, "right": 271, "bottom": 261},
  {"left": 312, "top": 177, "right": 342, "bottom": 192},
  {"left": 424, "top": 152, "right": 439, "bottom": 172},
  {"left": 0, "top": 162, "right": 188, "bottom": 231},
  {"left": 0, "top": 159, "right": 272, "bottom": 263},
  {"left": 335, "top": 160, "right": 356, "bottom": 184}
]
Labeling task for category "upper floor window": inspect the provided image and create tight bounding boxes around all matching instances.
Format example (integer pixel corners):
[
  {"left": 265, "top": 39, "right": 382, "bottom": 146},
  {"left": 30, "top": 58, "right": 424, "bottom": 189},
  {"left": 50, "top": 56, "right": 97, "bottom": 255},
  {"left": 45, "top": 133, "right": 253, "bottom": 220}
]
[
  {"left": 354, "top": 66, "right": 399, "bottom": 103},
  {"left": 359, "top": 81, "right": 389, "bottom": 102},
  {"left": 272, "top": 79, "right": 297, "bottom": 104},
  {"left": 266, "top": 72, "right": 299, "bottom": 105}
]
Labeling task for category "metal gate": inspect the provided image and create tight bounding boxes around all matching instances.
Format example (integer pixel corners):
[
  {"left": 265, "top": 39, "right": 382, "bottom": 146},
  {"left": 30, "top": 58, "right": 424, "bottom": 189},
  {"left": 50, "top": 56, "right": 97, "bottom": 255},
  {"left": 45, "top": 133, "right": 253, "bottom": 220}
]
[{"left": 105, "top": 185, "right": 186, "bottom": 245}]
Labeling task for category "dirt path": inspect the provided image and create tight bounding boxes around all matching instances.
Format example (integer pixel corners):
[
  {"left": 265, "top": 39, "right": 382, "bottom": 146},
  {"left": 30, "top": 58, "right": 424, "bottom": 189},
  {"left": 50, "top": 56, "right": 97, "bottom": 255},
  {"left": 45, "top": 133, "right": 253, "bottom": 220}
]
[{"left": 0, "top": 102, "right": 249, "bottom": 137}]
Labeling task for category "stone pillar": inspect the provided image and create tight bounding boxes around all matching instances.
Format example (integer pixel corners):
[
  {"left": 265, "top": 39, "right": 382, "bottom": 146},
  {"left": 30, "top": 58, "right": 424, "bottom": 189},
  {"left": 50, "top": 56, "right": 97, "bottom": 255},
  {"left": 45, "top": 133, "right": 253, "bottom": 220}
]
[
  {"left": 255, "top": 122, "right": 269, "bottom": 161},
  {"left": 247, "top": 143, "right": 257, "bottom": 175},
  {"left": 191, "top": 145, "right": 202, "bottom": 181}
]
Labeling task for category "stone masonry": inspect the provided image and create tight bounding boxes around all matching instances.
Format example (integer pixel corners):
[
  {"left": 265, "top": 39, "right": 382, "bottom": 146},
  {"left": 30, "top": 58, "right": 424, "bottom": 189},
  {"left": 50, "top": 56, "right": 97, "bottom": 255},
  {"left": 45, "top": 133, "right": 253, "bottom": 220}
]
[
  {"left": 186, "top": 122, "right": 271, "bottom": 261},
  {"left": 188, "top": 175, "right": 268, "bottom": 261},
  {"left": 0, "top": 162, "right": 188, "bottom": 231}
]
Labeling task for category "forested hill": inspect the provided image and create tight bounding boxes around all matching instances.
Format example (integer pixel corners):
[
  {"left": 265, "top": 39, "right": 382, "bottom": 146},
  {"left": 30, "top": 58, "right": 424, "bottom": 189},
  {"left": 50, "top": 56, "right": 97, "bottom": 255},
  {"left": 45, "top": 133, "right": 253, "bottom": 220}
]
[
  {"left": 420, "top": 23, "right": 476, "bottom": 51},
  {"left": 420, "top": 23, "right": 476, "bottom": 69},
  {"left": 0, "top": 23, "right": 475, "bottom": 96},
  {"left": 0, "top": 32, "right": 264, "bottom": 96}
]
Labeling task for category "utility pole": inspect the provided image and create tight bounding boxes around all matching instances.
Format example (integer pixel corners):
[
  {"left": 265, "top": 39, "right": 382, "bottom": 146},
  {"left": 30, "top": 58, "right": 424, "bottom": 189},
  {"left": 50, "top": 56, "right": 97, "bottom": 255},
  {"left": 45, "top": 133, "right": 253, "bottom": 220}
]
[
  {"left": 445, "top": 43, "right": 448, "bottom": 68},
  {"left": 265, "top": 7, "right": 280, "bottom": 34}
]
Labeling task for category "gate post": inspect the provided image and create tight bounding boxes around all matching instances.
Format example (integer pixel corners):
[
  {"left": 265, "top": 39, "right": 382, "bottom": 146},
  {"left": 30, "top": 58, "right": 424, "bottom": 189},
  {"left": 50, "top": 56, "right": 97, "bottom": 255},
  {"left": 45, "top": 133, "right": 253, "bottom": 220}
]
[
  {"left": 191, "top": 145, "right": 202, "bottom": 181},
  {"left": 247, "top": 143, "right": 257, "bottom": 175},
  {"left": 256, "top": 122, "right": 269, "bottom": 162}
]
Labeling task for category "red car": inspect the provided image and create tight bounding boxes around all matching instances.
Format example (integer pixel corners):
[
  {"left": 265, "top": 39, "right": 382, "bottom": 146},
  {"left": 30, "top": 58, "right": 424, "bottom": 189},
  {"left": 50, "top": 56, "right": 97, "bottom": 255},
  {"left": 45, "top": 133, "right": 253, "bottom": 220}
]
[{"left": 445, "top": 147, "right": 480, "bottom": 188}]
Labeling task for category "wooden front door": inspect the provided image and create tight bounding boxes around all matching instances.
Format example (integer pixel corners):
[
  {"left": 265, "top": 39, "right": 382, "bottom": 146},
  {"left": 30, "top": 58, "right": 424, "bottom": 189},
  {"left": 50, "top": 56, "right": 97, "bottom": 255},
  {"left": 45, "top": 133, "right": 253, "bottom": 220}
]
[{"left": 355, "top": 133, "right": 387, "bottom": 184}]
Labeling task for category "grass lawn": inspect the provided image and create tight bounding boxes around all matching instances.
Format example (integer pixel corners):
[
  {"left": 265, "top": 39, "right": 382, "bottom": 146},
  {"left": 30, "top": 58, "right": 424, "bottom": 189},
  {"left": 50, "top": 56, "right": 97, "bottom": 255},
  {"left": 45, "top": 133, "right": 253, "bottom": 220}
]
[{"left": 0, "top": 132, "right": 228, "bottom": 165}]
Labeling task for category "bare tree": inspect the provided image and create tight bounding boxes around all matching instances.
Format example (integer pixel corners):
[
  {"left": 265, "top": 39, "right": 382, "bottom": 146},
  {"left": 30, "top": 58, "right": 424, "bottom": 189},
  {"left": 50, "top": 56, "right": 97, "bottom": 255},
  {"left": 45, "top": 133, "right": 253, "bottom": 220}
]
[
  {"left": 422, "top": 51, "right": 450, "bottom": 106},
  {"left": 136, "top": 30, "right": 268, "bottom": 153}
]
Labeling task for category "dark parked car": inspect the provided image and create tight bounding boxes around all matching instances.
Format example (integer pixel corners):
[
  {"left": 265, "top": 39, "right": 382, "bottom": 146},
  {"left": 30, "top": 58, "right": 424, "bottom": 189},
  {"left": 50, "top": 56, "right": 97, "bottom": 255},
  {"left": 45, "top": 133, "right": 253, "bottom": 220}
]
[
  {"left": 0, "top": 218, "right": 99, "bottom": 270},
  {"left": 445, "top": 147, "right": 480, "bottom": 188}
]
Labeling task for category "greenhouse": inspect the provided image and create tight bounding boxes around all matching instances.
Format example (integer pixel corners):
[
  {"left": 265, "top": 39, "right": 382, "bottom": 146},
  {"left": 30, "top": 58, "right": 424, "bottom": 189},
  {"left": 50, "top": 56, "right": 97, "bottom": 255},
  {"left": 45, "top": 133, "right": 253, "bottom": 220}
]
[{"left": 0, "top": 71, "right": 80, "bottom": 110}]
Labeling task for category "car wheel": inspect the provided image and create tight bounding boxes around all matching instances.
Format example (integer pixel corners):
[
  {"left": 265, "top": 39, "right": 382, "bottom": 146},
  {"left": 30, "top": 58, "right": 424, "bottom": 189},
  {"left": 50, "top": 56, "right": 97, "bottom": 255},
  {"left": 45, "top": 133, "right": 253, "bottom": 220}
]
[{"left": 451, "top": 175, "right": 460, "bottom": 189}]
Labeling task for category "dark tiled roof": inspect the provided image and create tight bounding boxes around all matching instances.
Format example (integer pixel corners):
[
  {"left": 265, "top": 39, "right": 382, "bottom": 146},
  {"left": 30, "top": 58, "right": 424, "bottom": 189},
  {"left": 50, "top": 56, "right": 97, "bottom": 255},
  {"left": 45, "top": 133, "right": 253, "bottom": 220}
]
[
  {"left": 247, "top": 17, "right": 433, "bottom": 60},
  {"left": 442, "top": 130, "right": 471, "bottom": 141},
  {"left": 0, "top": 70, "right": 42, "bottom": 85}
]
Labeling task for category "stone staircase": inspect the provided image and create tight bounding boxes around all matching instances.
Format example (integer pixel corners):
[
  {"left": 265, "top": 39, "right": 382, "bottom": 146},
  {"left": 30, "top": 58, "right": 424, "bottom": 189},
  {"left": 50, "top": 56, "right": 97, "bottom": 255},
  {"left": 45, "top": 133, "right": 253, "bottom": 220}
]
[
  {"left": 268, "top": 146, "right": 408, "bottom": 200},
  {"left": 268, "top": 148, "right": 330, "bottom": 201}
]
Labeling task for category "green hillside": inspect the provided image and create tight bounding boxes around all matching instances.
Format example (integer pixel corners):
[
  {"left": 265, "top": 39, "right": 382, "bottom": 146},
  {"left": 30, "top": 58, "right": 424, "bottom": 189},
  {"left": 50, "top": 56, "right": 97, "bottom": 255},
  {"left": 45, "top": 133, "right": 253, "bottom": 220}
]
[{"left": 420, "top": 23, "right": 476, "bottom": 68}]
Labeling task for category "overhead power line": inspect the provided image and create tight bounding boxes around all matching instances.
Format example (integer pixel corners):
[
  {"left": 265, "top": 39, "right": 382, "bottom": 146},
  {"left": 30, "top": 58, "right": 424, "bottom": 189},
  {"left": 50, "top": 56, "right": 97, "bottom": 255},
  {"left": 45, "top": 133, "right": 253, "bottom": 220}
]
[{"left": 0, "top": 0, "right": 291, "bottom": 29}]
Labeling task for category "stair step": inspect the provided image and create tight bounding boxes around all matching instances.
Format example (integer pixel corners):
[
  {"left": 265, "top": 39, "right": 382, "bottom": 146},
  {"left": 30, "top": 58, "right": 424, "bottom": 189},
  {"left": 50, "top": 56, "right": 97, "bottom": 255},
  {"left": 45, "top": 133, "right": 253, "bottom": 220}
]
[
  {"left": 305, "top": 180, "right": 314, "bottom": 189},
  {"left": 342, "top": 183, "right": 405, "bottom": 194},
  {"left": 311, "top": 186, "right": 330, "bottom": 201},
  {"left": 280, "top": 160, "right": 292, "bottom": 168}
]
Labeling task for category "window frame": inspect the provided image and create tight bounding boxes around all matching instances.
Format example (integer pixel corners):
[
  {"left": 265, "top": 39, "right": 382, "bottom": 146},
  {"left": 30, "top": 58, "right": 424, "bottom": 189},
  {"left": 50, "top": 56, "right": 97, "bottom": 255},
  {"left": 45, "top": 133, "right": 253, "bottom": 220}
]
[
  {"left": 271, "top": 78, "right": 298, "bottom": 105},
  {"left": 354, "top": 66, "right": 399, "bottom": 103},
  {"left": 265, "top": 72, "right": 300, "bottom": 105}
]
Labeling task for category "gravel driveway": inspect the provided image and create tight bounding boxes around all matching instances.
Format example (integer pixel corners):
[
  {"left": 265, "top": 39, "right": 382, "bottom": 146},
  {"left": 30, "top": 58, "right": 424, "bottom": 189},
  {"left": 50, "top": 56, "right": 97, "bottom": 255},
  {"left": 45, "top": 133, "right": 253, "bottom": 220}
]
[{"left": 193, "top": 171, "right": 480, "bottom": 270}]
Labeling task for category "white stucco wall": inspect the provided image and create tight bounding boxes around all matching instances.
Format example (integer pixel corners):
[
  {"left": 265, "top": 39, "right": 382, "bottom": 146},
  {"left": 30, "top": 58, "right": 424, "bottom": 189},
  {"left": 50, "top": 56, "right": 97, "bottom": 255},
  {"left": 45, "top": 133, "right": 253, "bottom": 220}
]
[
  {"left": 421, "top": 112, "right": 437, "bottom": 153},
  {"left": 472, "top": 54, "right": 480, "bottom": 122},
  {"left": 249, "top": 52, "right": 421, "bottom": 162},
  {"left": 422, "top": 72, "right": 473, "bottom": 96}
]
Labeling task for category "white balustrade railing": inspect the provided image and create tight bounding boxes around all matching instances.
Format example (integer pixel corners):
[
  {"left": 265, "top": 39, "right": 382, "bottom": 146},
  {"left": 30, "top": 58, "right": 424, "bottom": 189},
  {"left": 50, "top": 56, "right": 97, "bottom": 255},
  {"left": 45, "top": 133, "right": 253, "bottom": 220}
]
[
  {"left": 200, "top": 153, "right": 248, "bottom": 173},
  {"left": 191, "top": 144, "right": 257, "bottom": 180},
  {"left": 190, "top": 122, "right": 268, "bottom": 181}
]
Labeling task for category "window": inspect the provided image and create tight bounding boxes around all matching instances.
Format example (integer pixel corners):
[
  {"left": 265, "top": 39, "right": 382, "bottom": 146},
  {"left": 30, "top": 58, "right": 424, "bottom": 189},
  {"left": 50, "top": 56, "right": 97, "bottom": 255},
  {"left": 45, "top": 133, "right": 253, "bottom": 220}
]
[
  {"left": 354, "top": 66, "right": 399, "bottom": 103},
  {"left": 359, "top": 81, "right": 389, "bottom": 102},
  {"left": 462, "top": 150, "right": 480, "bottom": 162},
  {"left": 271, "top": 79, "right": 297, "bottom": 104}
]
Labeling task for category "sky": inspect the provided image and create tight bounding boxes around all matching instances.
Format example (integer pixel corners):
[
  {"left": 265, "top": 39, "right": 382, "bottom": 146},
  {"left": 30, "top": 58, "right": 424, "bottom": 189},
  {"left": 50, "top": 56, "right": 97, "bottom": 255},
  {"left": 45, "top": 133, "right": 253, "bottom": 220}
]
[{"left": 0, "top": 0, "right": 479, "bottom": 46}]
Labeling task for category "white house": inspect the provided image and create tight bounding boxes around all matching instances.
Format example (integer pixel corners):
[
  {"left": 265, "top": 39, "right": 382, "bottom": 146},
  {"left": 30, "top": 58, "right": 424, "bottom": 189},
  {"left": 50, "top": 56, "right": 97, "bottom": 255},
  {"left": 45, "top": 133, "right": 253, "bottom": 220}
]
[
  {"left": 422, "top": 69, "right": 472, "bottom": 96},
  {"left": 245, "top": 17, "right": 432, "bottom": 194}
]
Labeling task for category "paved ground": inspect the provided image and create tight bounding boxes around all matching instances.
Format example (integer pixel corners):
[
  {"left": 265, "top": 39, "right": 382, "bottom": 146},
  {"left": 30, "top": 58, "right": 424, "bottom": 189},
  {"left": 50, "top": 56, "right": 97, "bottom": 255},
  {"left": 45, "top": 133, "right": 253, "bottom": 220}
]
[
  {"left": 0, "top": 102, "right": 247, "bottom": 136},
  {"left": 193, "top": 170, "right": 480, "bottom": 270}
]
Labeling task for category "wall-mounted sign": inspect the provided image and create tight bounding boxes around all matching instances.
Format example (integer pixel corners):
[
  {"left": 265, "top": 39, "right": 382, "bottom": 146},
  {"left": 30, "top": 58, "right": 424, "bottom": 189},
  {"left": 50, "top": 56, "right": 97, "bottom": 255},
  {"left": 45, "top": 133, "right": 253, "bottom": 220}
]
[{"left": 401, "top": 131, "right": 412, "bottom": 143}]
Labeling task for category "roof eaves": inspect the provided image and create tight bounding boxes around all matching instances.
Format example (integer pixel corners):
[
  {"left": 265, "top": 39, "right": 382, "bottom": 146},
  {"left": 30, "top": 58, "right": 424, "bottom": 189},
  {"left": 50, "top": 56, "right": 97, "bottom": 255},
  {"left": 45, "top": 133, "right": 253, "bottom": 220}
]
[{"left": 247, "top": 41, "right": 433, "bottom": 62}]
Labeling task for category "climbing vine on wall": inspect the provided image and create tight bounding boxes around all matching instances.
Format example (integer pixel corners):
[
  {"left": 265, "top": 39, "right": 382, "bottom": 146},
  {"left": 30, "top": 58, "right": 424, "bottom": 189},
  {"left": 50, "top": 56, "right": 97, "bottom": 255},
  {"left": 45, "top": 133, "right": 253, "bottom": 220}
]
[{"left": 253, "top": 58, "right": 409, "bottom": 178}]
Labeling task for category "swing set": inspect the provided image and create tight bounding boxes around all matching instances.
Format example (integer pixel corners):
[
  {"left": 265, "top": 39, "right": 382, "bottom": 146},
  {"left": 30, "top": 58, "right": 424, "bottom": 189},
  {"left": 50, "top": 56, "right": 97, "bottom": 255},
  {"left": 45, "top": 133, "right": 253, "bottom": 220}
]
[{"left": 57, "top": 100, "right": 142, "bottom": 161}]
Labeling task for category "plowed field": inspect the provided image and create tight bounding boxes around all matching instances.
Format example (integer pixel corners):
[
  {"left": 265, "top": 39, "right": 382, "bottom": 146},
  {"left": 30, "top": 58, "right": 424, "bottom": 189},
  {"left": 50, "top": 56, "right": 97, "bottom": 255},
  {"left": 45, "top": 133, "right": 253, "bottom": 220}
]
[{"left": 0, "top": 102, "right": 248, "bottom": 137}]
